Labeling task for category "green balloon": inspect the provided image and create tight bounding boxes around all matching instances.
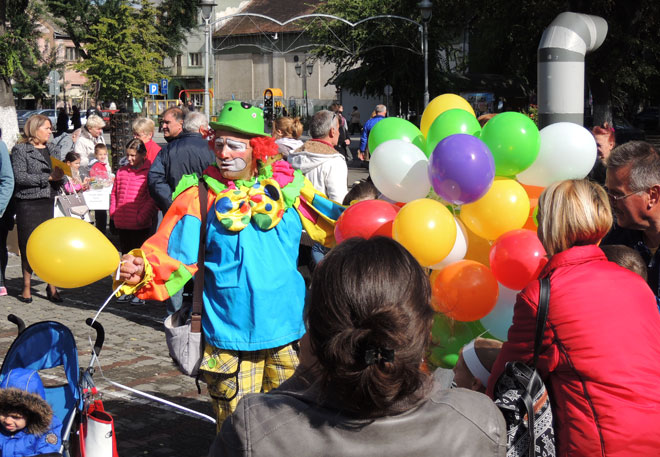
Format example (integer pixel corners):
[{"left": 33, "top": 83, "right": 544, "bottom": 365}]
[
  {"left": 425, "top": 109, "right": 482, "bottom": 158},
  {"left": 367, "top": 117, "right": 425, "bottom": 154},
  {"left": 428, "top": 313, "right": 483, "bottom": 369},
  {"left": 479, "top": 112, "right": 540, "bottom": 177}
]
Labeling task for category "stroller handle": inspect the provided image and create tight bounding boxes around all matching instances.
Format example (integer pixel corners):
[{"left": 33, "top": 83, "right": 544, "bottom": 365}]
[
  {"left": 85, "top": 318, "right": 105, "bottom": 357},
  {"left": 7, "top": 314, "right": 26, "bottom": 334}
]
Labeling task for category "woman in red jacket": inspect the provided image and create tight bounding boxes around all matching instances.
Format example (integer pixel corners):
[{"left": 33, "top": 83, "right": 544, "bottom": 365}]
[
  {"left": 487, "top": 179, "right": 660, "bottom": 456},
  {"left": 110, "top": 139, "right": 157, "bottom": 255}
]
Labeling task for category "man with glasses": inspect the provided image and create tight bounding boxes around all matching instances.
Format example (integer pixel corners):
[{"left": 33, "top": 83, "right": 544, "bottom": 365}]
[
  {"left": 118, "top": 101, "right": 343, "bottom": 428},
  {"left": 603, "top": 140, "right": 660, "bottom": 305}
]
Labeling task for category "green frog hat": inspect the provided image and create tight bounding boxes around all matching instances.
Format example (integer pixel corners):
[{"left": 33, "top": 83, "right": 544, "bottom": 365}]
[{"left": 209, "top": 101, "right": 269, "bottom": 137}]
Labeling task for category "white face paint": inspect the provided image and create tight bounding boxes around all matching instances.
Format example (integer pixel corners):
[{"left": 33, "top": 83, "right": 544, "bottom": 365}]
[{"left": 214, "top": 135, "right": 254, "bottom": 180}]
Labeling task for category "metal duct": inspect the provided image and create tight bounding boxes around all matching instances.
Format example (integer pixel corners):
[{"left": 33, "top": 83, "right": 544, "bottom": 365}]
[{"left": 537, "top": 12, "right": 608, "bottom": 128}]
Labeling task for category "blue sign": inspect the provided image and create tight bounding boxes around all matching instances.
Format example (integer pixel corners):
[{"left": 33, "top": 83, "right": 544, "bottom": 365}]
[
  {"left": 148, "top": 83, "right": 158, "bottom": 95},
  {"left": 160, "top": 78, "right": 168, "bottom": 94}
]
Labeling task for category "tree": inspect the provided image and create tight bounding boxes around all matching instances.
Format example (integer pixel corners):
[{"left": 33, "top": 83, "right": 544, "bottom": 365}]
[
  {"left": 468, "top": 0, "right": 660, "bottom": 123},
  {"left": 44, "top": 0, "right": 200, "bottom": 60},
  {"left": 73, "top": 0, "right": 168, "bottom": 102},
  {"left": 310, "top": 0, "right": 472, "bottom": 115},
  {"left": 0, "top": 0, "right": 46, "bottom": 147}
]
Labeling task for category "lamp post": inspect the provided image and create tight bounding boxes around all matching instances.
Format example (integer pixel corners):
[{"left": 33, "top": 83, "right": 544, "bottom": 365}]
[
  {"left": 295, "top": 56, "right": 314, "bottom": 118},
  {"left": 200, "top": 0, "right": 216, "bottom": 120},
  {"left": 419, "top": 0, "right": 432, "bottom": 107}
]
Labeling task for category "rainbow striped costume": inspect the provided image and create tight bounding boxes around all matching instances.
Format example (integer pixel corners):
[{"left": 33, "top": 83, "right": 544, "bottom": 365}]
[{"left": 117, "top": 160, "right": 343, "bottom": 351}]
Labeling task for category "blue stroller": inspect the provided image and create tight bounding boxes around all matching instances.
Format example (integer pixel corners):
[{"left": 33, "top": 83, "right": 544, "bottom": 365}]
[{"left": 0, "top": 314, "right": 107, "bottom": 457}]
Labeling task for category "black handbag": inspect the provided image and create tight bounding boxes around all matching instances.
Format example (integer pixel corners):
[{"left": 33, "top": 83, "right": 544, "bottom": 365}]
[{"left": 493, "top": 277, "right": 556, "bottom": 457}]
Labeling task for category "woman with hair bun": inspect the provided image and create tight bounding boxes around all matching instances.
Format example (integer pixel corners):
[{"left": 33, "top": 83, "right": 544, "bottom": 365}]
[
  {"left": 210, "top": 237, "right": 507, "bottom": 457},
  {"left": 272, "top": 116, "right": 304, "bottom": 159}
]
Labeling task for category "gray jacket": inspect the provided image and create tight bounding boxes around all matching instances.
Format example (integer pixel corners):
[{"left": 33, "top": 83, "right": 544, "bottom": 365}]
[
  {"left": 11, "top": 142, "right": 55, "bottom": 200},
  {"left": 209, "top": 372, "right": 507, "bottom": 457}
]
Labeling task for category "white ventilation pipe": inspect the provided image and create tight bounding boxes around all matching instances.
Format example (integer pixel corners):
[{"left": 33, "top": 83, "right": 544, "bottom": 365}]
[{"left": 537, "top": 12, "right": 608, "bottom": 128}]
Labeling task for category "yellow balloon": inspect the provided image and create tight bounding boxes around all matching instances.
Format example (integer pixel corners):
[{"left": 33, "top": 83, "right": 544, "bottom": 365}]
[
  {"left": 464, "top": 225, "right": 492, "bottom": 267},
  {"left": 459, "top": 177, "right": 530, "bottom": 241},
  {"left": 27, "top": 217, "right": 120, "bottom": 288},
  {"left": 392, "top": 198, "right": 457, "bottom": 267},
  {"left": 421, "top": 94, "right": 476, "bottom": 137}
]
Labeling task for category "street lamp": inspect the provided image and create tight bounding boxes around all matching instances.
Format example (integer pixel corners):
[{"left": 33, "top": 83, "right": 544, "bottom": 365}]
[
  {"left": 294, "top": 56, "right": 314, "bottom": 118},
  {"left": 200, "top": 0, "right": 216, "bottom": 120},
  {"left": 419, "top": 0, "right": 432, "bottom": 107}
]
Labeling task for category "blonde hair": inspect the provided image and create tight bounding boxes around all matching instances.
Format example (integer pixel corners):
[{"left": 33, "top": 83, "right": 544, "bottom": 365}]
[
  {"left": 86, "top": 114, "right": 106, "bottom": 129},
  {"left": 273, "top": 116, "right": 303, "bottom": 139},
  {"left": 21, "top": 114, "right": 51, "bottom": 144},
  {"left": 132, "top": 117, "right": 155, "bottom": 136},
  {"left": 537, "top": 179, "right": 612, "bottom": 256}
]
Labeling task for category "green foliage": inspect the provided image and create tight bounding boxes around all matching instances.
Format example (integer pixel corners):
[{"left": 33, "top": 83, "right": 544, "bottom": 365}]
[
  {"left": 310, "top": 0, "right": 472, "bottom": 112},
  {"left": 74, "top": 0, "right": 168, "bottom": 101}
]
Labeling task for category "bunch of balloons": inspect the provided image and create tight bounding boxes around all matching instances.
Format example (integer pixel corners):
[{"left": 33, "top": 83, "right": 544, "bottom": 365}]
[{"left": 334, "top": 92, "right": 598, "bottom": 368}]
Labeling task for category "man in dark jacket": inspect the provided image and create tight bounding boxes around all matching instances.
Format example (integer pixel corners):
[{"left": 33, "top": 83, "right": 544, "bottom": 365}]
[
  {"left": 147, "top": 109, "right": 214, "bottom": 315},
  {"left": 148, "top": 110, "right": 214, "bottom": 213}
]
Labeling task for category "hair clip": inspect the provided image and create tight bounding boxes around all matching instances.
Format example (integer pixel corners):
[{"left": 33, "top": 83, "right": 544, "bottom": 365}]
[{"left": 364, "top": 347, "right": 395, "bottom": 366}]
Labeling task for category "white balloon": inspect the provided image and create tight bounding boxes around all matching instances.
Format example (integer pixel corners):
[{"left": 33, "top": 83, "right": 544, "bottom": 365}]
[
  {"left": 480, "top": 283, "right": 519, "bottom": 341},
  {"left": 369, "top": 139, "right": 431, "bottom": 203},
  {"left": 430, "top": 218, "right": 468, "bottom": 269},
  {"left": 517, "top": 122, "right": 597, "bottom": 187}
]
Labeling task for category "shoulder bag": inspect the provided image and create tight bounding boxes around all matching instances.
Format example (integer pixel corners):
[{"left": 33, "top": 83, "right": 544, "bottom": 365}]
[
  {"left": 163, "top": 183, "right": 208, "bottom": 376},
  {"left": 493, "top": 277, "right": 556, "bottom": 457}
]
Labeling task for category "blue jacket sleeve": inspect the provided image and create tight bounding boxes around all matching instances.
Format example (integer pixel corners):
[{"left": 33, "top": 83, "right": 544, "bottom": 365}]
[
  {"left": 147, "top": 149, "right": 172, "bottom": 213},
  {"left": 359, "top": 120, "right": 370, "bottom": 152},
  {"left": 0, "top": 141, "right": 14, "bottom": 217}
]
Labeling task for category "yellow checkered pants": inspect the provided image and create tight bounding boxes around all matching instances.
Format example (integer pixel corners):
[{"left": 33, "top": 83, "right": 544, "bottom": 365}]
[{"left": 200, "top": 342, "right": 299, "bottom": 431}]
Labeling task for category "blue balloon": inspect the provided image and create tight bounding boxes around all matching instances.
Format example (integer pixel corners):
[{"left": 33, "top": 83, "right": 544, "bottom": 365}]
[
  {"left": 480, "top": 284, "right": 518, "bottom": 341},
  {"left": 428, "top": 134, "right": 495, "bottom": 205}
]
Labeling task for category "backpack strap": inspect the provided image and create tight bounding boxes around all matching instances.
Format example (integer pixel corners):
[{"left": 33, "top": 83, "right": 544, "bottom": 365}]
[
  {"left": 190, "top": 182, "right": 208, "bottom": 333},
  {"left": 527, "top": 276, "right": 550, "bottom": 457},
  {"left": 532, "top": 277, "right": 550, "bottom": 368}
]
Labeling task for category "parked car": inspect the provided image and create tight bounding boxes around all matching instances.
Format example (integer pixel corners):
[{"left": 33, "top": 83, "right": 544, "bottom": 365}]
[
  {"left": 633, "top": 107, "right": 660, "bottom": 130},
  {"left": 29, "top": 109, "right": 58, "bottom": 127},
  {"left": 16, "top": 110, "right": 36, "bottom": 129},
  {"left": 613, "top": 117, "right": 646, "bottom": 145}
]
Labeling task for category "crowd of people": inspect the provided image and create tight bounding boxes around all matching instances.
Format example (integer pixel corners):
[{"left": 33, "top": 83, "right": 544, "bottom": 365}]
[{"left": 2, "top": 101, "right": 660, "bottom": 456}]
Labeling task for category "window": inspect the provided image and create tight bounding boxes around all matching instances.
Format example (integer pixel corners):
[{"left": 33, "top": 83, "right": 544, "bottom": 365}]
[
  {"left": 189, "top": 53, "right": 202, "bottom": 67},
  {"left": 65, "top": 47, "right": 80, "bottom": 61}
]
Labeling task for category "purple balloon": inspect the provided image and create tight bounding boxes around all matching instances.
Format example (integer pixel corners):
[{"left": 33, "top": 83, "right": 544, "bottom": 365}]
[{"left": 428, "top": 134, "right": 495, "bottom": 205}]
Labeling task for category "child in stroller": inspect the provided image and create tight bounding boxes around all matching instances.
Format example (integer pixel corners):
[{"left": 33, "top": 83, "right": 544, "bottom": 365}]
[{"left": 0, "top": 368, "right": 63, "bottom": 456}]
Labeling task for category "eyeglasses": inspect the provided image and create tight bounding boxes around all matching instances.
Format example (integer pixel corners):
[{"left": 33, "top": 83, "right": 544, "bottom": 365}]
[{"left": 604, "top": 187, "right": 645, "bottom": 201}]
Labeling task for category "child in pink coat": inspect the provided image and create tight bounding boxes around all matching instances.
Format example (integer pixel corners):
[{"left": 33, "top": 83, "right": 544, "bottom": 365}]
[{"left": 111, "top": 139, "right": 158, "bottom": 305}]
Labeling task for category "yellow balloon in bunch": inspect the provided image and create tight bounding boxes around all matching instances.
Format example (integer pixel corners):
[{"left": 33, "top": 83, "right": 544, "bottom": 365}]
[
  {"left": 392, "top": 198, "right": 457, "bottom": 267},
  {"left": 27, "top": 218, "right": 120, "bottom": 288},
  {"left": 464, "top": 225, "right": 492, "bottom": 267},
  {"left": 420, "top": 94, "right": 476, "bottom": 137},
  {"left": 459, "top": 177, "right": 530, "bottom": 241}
]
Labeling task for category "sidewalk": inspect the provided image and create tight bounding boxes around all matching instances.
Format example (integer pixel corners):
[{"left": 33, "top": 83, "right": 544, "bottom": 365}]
[{"left": 0, "top": 253, "right": 216, "bottom": 456}]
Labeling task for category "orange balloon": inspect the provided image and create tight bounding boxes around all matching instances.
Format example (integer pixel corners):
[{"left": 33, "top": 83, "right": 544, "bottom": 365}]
[{"left": 430, "top": 260, "right": 499, "bottom": 322}]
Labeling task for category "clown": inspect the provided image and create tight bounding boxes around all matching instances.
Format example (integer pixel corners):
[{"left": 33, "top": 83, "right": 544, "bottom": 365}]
[{"left": 118, "top": 101, "right": 343, "bottom": 427}]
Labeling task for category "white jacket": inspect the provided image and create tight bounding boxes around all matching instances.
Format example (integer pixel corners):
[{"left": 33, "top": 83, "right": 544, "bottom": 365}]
[
  {"left": 74, "top": 127, "right": 105, "bottom": 169},
  {"left": 288, "top": 139, "right": 348, "bottom": 203}
]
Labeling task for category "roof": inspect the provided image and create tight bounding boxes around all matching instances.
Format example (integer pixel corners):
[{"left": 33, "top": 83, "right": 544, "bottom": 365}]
[{"left": 214, "top": 0, "right": 323, "bottom": 37}]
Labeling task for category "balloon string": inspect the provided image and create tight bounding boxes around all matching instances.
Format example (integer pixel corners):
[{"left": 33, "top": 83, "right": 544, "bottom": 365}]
[
  {"left": 91, "top": 282, "right": 125, "bottom": 326},
  {"left": 85, "top": 335, "right": 216, "bottom": 424}
]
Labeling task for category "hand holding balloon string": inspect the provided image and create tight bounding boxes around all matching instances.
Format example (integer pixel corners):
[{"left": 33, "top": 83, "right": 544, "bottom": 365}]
[{"left": 118, "top": 254, "right": 145, "bottom": 285}]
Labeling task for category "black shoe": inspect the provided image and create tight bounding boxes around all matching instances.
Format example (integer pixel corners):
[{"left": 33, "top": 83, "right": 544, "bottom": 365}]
[
  {"left": 17, "top": 295, "right": 32, "bottom": 303},
  {"left": 46, "top": 287, "right": 63, "bottom": 303}
]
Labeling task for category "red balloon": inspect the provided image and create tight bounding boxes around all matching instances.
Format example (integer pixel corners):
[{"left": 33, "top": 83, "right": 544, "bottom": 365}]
[
  {"left": 335, "top": 200, "right": 400, "bottom": 243},
  {"left": 489, "top": 229, "right": 548, "bottom": 290}
]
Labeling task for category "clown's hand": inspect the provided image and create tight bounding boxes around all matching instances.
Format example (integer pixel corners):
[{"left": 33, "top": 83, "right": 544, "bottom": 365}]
[{"left": 119, "top": 254, "right": 145, "bottom": 285}]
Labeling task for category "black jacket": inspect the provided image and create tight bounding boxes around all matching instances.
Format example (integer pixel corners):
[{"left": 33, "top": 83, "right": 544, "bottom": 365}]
[{"left": 148, "top": 132, "right": 214, "bottom": 213}]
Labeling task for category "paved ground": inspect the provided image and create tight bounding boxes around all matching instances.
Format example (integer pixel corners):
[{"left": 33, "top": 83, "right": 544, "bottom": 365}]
[{"left": 0, "top": 140, "right": 368, "bottom": 457}]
